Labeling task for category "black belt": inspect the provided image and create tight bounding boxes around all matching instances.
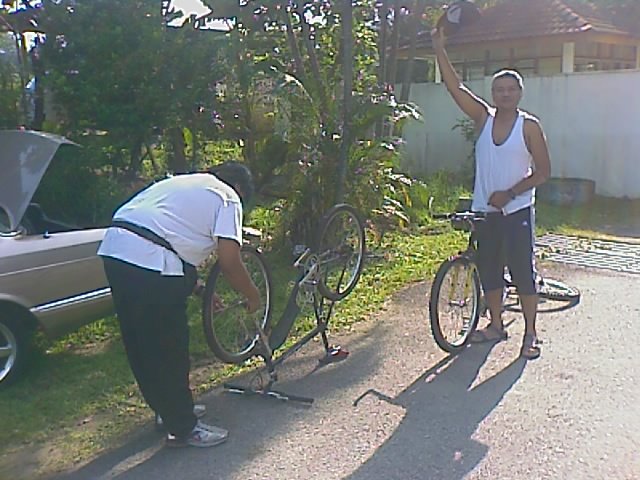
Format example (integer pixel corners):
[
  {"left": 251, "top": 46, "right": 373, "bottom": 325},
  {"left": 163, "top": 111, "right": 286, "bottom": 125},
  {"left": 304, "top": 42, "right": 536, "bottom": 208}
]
[{"left": 110, "top": 220, "right": 195, "bottom": 268}]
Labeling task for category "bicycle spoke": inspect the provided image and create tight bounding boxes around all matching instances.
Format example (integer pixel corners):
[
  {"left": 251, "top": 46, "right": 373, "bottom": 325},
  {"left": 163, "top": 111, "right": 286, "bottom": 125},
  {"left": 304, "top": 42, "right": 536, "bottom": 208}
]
[
  {"left": 436, "top": 263, "right": 478, "bottom": 347},
  {"left": 203, "top": 247, "right": 272, "bottom": 364},
  {"left": 317, "top": 206, "right": 364, "bottom": 301}
]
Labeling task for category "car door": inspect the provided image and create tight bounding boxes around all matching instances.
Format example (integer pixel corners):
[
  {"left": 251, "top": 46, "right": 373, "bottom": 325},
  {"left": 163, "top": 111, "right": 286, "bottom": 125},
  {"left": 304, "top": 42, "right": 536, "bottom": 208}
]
[{"left": 1, "top": 228, "right": 113, "bottom": 338}]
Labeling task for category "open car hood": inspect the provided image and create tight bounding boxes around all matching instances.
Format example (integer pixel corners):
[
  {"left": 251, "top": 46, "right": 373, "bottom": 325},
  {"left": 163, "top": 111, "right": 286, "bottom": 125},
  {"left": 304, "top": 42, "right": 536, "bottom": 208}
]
[{"left": 0, "top": 130, "right": 77, "bottom": 231}]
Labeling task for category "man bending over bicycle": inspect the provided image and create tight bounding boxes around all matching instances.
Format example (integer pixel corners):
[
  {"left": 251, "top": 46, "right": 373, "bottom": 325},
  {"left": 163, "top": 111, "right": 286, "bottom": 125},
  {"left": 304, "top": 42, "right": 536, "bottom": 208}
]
[{"left": 431, "top": 28, "right": 551, "bottom": 359}]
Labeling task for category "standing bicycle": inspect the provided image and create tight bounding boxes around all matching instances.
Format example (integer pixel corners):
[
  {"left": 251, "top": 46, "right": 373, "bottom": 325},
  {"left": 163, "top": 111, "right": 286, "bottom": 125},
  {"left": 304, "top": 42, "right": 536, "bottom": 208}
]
[{"left": 201, "top": 204, "right": 365, "bottom": 403}]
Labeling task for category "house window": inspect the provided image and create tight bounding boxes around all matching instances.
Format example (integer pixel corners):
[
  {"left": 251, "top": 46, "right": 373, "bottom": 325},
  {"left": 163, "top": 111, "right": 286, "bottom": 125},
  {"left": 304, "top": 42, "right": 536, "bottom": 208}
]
[
  {"left": 539, "top": 43, "right": 561, "bottom": 57},
  {"left": 612, "top": 44, "right": 636, "bottom": 61},
  {"left": 575, "top": 41, "right": 598, "bottom": 58},
  {"left": 489, "top": 46, "right": 511, "bottom": 62},
  {"left": 575, "top": 62, "right": 597, "bottom": 72},
  {"left": 514, "top": 44, "right": 536, "bottom": 58},
  {"left": 538, "top": 57, "right": 562, "bottom": 75},
  {"left": 596, "top": 43, "right": 613, "bottom": 59},
  {"left": 466, "top": 65, "right": 485, "bottom": 81},
  {"left": 513, "top": 58, "right": 536, "bottom": 76}
]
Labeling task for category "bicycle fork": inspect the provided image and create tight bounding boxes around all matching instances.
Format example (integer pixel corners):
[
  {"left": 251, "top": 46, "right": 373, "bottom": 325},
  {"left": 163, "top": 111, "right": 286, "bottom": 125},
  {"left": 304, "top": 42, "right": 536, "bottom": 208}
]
[{"left": 447, "top": 260, "right": 476, "bottom": 331}]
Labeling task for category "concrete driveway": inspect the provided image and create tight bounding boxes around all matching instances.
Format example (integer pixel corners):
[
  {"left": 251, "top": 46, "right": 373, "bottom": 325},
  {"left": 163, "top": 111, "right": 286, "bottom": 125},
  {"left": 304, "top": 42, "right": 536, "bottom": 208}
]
[{"left": 52, "top": 263, "right": 640, "bottom": 480}]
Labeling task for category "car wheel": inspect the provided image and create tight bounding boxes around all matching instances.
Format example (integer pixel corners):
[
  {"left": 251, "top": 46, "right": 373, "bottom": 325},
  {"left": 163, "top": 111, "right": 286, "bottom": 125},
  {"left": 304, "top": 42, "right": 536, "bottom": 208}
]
[{"left": 0, "top": 315, "right": 31, "bottom": 389}]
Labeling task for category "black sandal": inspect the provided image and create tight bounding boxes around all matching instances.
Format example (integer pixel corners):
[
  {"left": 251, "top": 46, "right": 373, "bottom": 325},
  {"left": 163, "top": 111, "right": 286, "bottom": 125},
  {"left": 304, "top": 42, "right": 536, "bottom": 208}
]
[
  {"left": 521, "top": 334, "right": 542, "bottom": 360},
  {"left": 469, "top": 325, "right": 508, "bottom": 344}
]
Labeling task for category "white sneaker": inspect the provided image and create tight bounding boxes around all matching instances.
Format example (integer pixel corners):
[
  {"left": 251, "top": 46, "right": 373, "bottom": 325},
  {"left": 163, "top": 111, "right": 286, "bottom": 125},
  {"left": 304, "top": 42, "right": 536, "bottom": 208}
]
[
  {"left": 166, "top": 420, "right": 228, "bottom": 448},
  {"left": 155, "top": 404, "right": 206, "bottom": 430}
]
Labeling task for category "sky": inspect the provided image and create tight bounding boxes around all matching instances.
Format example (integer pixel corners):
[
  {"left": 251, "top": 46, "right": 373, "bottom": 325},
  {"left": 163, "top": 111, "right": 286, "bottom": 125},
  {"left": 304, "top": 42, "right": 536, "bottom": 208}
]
[
  {"left": 162, "top": 0, "right": 234, "bottom": 31},
  {"left": 1, "top": 1, "right": 233, "bottom": 32}
]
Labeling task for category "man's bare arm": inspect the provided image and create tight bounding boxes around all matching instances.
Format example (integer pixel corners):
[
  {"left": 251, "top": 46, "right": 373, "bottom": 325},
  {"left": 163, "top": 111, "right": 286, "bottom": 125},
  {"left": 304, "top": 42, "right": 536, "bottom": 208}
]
[
  {"left": 217, "top": 238, "right": 261, "bottom": 313},
  {"left": 431, "top": 28, "right": 489, "bottom": 125},
  {"left": 514, "top": 119, "right": 551, "bottom": 193}
]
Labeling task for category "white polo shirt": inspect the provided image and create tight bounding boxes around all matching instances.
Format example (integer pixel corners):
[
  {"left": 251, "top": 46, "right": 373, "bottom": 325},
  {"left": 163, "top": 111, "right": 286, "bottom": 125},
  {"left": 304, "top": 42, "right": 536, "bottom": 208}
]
[{"left": 98, "top": 173, "right": 242, "bottom": 276}]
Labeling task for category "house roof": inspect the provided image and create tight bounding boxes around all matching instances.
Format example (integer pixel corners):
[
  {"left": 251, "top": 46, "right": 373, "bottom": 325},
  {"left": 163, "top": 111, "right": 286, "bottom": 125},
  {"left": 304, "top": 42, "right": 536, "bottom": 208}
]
[{"left": 412, "top": 0, "right": 639, "bottom": 49}]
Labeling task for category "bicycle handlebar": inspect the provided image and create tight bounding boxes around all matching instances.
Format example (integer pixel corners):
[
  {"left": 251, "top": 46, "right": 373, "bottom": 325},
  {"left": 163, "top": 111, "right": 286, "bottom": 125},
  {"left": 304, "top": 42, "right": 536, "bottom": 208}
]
[{"left": 432, "top": 211, "right": 486, "bottom": 222}]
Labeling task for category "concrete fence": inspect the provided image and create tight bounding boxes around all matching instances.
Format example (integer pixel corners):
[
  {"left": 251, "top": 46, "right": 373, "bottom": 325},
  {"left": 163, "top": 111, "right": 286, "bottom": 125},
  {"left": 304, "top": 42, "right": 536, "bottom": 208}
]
[{"left": 401, "top": 69, "right": 640, "bottom": 198}]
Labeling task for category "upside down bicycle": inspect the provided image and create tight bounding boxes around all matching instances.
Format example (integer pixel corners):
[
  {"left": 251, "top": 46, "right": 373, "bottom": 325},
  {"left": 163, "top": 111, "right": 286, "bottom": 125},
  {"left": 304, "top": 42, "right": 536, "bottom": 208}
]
[
  {"left": 429, "top": 210, "right": 580, "bottom": 353},
  {"left": 201, "top": 204, "right": 365, "bottom": 403}
]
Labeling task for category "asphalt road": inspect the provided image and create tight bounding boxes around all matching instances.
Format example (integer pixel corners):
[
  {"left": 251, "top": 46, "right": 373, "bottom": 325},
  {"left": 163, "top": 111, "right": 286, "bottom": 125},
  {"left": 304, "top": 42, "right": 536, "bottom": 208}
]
[{"left": 52, "top": 263, "right": 640, "bottom": 480}]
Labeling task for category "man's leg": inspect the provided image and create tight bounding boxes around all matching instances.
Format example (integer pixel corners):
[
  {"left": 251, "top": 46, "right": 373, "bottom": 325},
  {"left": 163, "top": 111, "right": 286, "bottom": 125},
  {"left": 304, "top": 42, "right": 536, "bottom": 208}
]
[
  {"left": 472, "top": 214, "right": 508, "bottom": 341},
  {"left": 484, "top": 288, "right": 505, "bottom": 330},
  {"left": 102, "top": 258, "right": 162, "bottom": 411},
  {"left": 103, "top": 257, "right": 197, "bottom": 436},
  {"left": 519, "top": 294, "right": 538, "bottom": 337},
  {"left": 134, "top": 274, "right": 196, "bottom": 438},
  {"left": 505, "top": 208, "right": 540, "bottom": 358}
]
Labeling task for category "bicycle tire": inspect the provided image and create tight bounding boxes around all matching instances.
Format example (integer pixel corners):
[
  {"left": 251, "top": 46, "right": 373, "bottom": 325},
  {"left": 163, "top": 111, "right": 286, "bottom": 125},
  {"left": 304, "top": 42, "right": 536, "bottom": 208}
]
[
  {"left": 315, "top": 204, "right": 365, "bottom": 302},
  {"left": 202, "top": 246, "right": 272, "bottom": 364},
  {"left": 429, "top": 256, "right": 481, "bottom": 353},
  {"left": 538, "top": 278, "right": 581, "bottom": 301}
]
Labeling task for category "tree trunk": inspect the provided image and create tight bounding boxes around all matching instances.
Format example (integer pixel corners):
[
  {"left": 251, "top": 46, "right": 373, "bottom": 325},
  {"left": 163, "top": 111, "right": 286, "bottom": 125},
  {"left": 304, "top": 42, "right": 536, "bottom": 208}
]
[
  {"left": 30, "top": 46, "right": 45, "bottom": 130},
  {"left": 167, "top": 127, "right": 188, "bottom": 173},
  {"left": 284, "top": 7, "right": 305, "bottom": 78},
  {"left": 375, "top": 0, "right": 390, "bottom": 138},
  {"left": 386, "top": 0, "right": 401, "bottom": 88},
  {"left": 144, "top": 142, "right": 159, "bottom": 173},
  {"left": 336, "top": 0, "right": 353, "bottom": 203},
  {"left": 295, "top": 2, "right": 328, "bottom": 109},
  {"left": 191, "top": 128, "right": 199, "bottom": 170},
  {"left": 399, "top": 0, "right": 423, "bottom": 103}
]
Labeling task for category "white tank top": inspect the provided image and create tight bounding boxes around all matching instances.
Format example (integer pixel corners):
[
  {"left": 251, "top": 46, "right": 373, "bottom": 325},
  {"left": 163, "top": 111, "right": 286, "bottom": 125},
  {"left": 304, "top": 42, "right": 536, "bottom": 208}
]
[{"left": 471, "top": 109, "right": 535, "bottom": 215}]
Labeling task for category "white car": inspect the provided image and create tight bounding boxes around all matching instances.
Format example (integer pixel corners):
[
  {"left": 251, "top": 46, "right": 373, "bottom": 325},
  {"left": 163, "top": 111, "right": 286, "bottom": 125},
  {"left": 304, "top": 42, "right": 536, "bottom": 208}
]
[{"left": 0, "top": 130, "right": 113, "bottom": 388}]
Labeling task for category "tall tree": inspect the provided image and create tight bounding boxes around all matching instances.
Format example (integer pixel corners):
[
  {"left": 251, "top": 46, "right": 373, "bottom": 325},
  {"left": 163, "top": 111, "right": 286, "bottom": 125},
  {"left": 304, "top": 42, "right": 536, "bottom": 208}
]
[{"left": 38, "top": 0, "right": 229, "bottom": 177}]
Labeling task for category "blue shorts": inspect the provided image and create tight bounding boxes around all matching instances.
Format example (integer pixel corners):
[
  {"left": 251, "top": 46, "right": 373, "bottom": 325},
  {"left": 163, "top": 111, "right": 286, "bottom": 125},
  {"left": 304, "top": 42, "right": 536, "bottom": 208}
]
[{"left": 475, "top": 207, "right": 536, "bottom": 295}]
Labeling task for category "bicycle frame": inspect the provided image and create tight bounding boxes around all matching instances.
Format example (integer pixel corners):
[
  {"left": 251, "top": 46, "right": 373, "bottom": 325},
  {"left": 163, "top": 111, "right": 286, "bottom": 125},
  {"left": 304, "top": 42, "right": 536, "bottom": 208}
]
[
  {"left": 214, "top": 204, "right": 365, "bottom": 403},
  {"left": 224, "top": 243, "right": 349, "bottom": 404}
]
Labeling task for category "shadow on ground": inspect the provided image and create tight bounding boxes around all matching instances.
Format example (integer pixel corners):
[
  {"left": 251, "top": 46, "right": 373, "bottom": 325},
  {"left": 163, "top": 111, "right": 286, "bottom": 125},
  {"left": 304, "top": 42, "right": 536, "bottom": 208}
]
[
  {"left": 49, "top": 322, "right": 387, "bottom": 480},
  {"left": 48, "top": 292, "right": 530, "bottom": 480},
  {"left": 346, "top": 342, "right": 526, "bottom": 480}
]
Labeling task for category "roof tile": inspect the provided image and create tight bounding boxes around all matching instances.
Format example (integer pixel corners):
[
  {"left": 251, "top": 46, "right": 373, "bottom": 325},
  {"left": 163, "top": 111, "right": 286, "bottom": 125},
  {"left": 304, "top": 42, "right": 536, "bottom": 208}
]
[{"left": 414, "top": 0, "right": 637, "bottom": 48}]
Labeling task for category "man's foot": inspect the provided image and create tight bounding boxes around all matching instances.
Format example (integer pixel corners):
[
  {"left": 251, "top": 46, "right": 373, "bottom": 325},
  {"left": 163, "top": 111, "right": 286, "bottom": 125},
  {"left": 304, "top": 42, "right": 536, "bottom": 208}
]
[
  {"left": 469, "top": 324, "right": 508, "bottom": 344},
  {"left": 166, "top": 420, "right": 228, "bottom": 448},
  {"left": 155, "top": 404, "right": 206, "bottom": 431},
  {"left": 521, "top": 334, "right": 541, "bottom": 360}
]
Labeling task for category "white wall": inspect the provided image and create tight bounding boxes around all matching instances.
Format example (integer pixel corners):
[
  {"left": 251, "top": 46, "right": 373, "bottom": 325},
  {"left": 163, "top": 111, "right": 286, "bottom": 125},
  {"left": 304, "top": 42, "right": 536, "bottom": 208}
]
[{"left": 402, "top": 69, "right": 640, "bottom": 198}]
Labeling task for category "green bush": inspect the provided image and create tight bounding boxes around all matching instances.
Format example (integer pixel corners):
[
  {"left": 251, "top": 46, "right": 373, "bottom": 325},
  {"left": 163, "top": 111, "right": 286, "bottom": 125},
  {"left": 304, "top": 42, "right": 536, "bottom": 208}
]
[{"left": 33, "top": 144, "right": 128, "bottom": 227}]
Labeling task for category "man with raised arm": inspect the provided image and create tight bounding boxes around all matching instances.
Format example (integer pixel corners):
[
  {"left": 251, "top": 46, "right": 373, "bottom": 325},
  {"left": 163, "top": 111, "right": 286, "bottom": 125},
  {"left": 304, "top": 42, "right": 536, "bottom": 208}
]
[{"left": 431, "top": 28, "right": 551, "bottom": 359}]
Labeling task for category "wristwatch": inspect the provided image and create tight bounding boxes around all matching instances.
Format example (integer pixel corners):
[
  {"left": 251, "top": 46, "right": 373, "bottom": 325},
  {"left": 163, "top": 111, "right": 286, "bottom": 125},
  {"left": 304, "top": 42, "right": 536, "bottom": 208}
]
[{"left": 507, "top": 188, "right": 517, "bottom": 199}]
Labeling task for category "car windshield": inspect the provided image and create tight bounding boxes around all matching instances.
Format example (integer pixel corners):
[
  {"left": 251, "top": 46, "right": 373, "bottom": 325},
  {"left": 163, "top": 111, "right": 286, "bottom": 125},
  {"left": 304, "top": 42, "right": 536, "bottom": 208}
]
[{"left": 0, "top": 208, "right": 10, "bottom": 233}]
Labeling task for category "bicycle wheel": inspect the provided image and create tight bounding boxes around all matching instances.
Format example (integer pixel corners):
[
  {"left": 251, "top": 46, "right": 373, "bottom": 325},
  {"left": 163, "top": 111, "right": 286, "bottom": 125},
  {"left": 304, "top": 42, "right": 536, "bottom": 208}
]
[
  {"left": 538, "top": 277, "right": 581, "bottom": 301},
  {"left": 429, "top": 256, "right": 481, "bottom": 353},
  {"left": 316, "top": 204, "right": 365, "bottom": 302},
  {"left": 202, "top": 246, "right": 272, "bottom": 364}
]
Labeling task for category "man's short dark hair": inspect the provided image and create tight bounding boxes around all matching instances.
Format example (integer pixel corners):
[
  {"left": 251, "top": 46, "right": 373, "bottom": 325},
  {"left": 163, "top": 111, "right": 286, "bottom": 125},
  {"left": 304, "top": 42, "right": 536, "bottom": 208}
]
[
  {"left": 210, "top": 161, "right": 255, "bottom": 204},
  {"left": 492, "top": 69, "right": 524, "bottom": 90}
]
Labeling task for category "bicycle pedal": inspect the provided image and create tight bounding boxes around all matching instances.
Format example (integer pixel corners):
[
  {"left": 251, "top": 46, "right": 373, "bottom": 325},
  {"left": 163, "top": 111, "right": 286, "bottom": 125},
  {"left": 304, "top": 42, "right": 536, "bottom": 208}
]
[{"left": 319, "top": 346, "right": 349, "bottom": 365}]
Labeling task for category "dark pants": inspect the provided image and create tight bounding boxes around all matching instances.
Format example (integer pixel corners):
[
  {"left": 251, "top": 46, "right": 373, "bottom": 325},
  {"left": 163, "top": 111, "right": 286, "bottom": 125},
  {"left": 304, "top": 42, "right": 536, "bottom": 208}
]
[
  {"left": 475, "top": 207, "right": 536, "bottom": 295},
  {"left": 102, "top": 257, "right": 198, "bottom": 438}
]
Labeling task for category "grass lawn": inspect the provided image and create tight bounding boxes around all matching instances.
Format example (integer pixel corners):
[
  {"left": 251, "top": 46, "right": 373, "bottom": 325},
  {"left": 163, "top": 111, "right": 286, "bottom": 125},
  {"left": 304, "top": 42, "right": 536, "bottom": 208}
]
[
  {"left": 1, "top": 195, "right": 637, "bottom": 478},
  {"left": 536, "top": 196, "right": 640, "bottom": 239}
]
